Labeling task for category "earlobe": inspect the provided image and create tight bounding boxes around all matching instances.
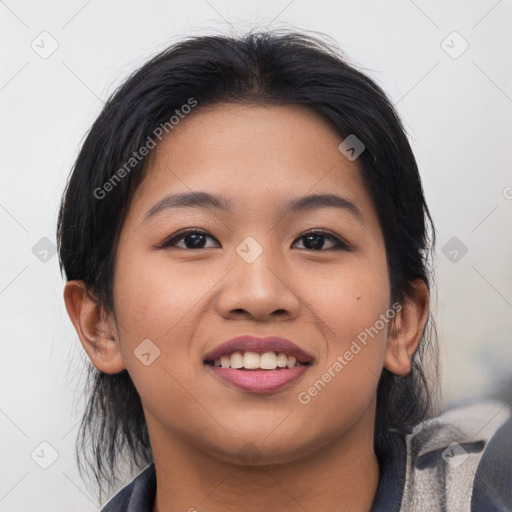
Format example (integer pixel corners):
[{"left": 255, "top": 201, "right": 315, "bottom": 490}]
[
  {"left": 63, "top": 280, "right": 126, "bottom": 374},
  {"left": 384, "top": 279, "right": 429, "bottom": 377}
]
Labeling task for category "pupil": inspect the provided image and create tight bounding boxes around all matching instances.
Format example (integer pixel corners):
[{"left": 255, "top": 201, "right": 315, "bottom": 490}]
[
  {"left": 304, "top": 234, "right": 323, "bottom": 250},
  {"left": 186, "top": 234, "right": 205, "bottom": 248}
]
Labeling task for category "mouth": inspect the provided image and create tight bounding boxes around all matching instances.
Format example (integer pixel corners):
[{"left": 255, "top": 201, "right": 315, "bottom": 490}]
[
  {"left": 203, "top": 350, "right": 312, "bottom": 370},
  {"left": 203, "top": 336, "right": 314, "bottom": 393}
]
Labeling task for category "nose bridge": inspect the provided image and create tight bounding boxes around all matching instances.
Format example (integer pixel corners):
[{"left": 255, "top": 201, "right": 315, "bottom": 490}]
[
  {"left": 235, "top": 234, "right": 284, "bottom": 295},
  {"left": 216, "top": 234, "right": 300, "bottom": 319}
]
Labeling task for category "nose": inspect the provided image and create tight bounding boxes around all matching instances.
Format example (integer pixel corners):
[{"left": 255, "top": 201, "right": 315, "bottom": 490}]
[{"left": 215, "top": 246, "right": 301, "bottom": 322}]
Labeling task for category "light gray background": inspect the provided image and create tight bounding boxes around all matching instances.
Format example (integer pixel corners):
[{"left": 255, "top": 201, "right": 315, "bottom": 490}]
[{"left": 1, "top": 1, "right": 511, "bottom": 510}]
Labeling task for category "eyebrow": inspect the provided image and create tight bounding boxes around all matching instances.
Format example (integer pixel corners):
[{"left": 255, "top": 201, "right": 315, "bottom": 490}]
[{"left": 141, "top": 191, "right": 364, "bottom": 224}]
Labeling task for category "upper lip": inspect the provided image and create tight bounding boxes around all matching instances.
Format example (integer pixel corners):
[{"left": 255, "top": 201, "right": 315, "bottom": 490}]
[{"left": 203, "top": 335, "right": 315, "bottom": 364}]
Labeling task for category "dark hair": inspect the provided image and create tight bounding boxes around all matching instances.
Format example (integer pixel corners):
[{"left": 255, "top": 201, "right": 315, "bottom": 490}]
[{"left": 56, "top": 29, "right": 439, "bottom": 504}]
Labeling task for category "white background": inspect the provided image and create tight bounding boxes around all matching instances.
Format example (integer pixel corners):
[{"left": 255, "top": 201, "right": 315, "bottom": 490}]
[{"left": 1, "top": 1, "right": 511, "bottom": 510}]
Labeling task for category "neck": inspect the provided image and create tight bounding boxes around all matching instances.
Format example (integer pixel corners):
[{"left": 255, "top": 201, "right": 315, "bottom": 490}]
[{"left": 149, "top": 411, "right": 380, "bottom": 512}]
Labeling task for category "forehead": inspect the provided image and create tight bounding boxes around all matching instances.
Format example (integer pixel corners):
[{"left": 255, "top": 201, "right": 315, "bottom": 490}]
[{"left": 129, "top": 103, "right": 376, "bottom": 223}]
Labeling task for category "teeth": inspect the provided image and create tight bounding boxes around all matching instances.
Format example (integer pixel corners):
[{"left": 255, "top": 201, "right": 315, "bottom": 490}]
[
  {"left": 260, "top": 352, "right": 277, "bottom": 370},
  {"left": 230, "top": 351, "right": 244, "bottom": 369},
  {"left": 243, "top": 351, "right": 261, "bottom": 369},
  {"left": 287, "top": 356, "right": 296, "bottom": 368},
  {"left": 276, "top": 353, "right": 288, "bottom": 368},
  {"left": 210, "top": 351, "right": 306, "bottom": 370}
]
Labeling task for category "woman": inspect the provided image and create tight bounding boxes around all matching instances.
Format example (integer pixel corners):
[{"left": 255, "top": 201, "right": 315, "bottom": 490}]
[{"left": 57, "top": 30, "right": 511, "bottom": 512}]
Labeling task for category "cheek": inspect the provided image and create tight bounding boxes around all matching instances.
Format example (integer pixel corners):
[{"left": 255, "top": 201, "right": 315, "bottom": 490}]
[
  {"left": 315, "top": 252, "right": 390, "bottom": 343},
  {"left": 111, "top": 252, "right": 214, "bottom": 429},
  {"left": 114, "top": 245, "right": 206, "bottom": 328},
  {"left": 112, "top": 249, "right": 213, "bottom": 366},
  {"left": 299, "top": 255, "right": 390, "bottom": 411},
  {"left": 296, "top": 302, "right": 389, "bottom": 441}
]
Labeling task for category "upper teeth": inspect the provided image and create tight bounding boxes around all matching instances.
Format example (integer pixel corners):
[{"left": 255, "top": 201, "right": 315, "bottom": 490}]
[{"left": 213, "top": 351, "right": 303, "bottom": 369}]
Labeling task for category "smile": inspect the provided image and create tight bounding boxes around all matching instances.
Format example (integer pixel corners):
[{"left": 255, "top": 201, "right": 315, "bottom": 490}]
[
  {"left": 203, "top": 335, "right": 314, "bottom": 393},
  {"left": 204, "top": 351, "right": 312, "bottom": 393},
  {"left": 204, "top": 350, "right": 310, "bottom": 370}
]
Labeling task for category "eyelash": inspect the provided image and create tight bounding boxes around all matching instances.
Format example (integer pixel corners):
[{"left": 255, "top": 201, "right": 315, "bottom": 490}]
[{"left": 157, "top": 228, "right": 351, "bottom": 252}]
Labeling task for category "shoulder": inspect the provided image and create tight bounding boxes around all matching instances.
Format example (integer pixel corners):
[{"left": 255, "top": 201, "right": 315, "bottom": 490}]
[
  {"left": 100, "top": 462, "right": 156, "bottom": 512},
  {"left": 471, "top": 409, "right": 512, "bottom": 511},
  {"left": 400, "top": 400, "right": 512, "bottom": 512}
]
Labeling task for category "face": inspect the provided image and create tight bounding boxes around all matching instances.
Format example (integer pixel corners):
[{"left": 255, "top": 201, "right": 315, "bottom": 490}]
[{"left": 108, "top": 103, "right": 393, "bottom": 464}]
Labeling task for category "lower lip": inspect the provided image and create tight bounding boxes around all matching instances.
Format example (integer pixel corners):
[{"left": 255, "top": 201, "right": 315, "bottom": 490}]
[{"left": 206, "top": 365, "right": 310, "bottom": 393}]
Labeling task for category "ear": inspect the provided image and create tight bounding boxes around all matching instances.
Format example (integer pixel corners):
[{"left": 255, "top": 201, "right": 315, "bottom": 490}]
[
  {"left": 384, "top": 279, "right": 429, "bottom": 377},
  {"left": 63, "top": 280, "right": 126, "bottom": 374}
]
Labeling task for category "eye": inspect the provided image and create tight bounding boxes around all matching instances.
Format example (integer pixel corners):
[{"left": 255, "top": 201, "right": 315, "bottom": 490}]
[
  {"left": 157, "top": 228, "right": 350, "bottom": 251},
  {"left": 158, "top": 228, "right": 220, "bottom": 250},
  {"left": 292, "top": 230, "right": 350, "bottom": 251}
]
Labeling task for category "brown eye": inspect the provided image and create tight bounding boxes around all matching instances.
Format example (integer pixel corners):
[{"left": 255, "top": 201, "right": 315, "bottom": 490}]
[
  {"left": 292, "top": 230, "right": 350, "bottom": 251},
  {"left": 158, "top": 229, "right": 220, "bottom": 250},
  {"left": 157, "top": 228, "right": 350, "bottom": 252}
]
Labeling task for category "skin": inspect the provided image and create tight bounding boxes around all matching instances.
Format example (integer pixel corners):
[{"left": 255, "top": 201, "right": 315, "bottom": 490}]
[{"left": 64, "top": 103, "right": 429, "bottom": 512}]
